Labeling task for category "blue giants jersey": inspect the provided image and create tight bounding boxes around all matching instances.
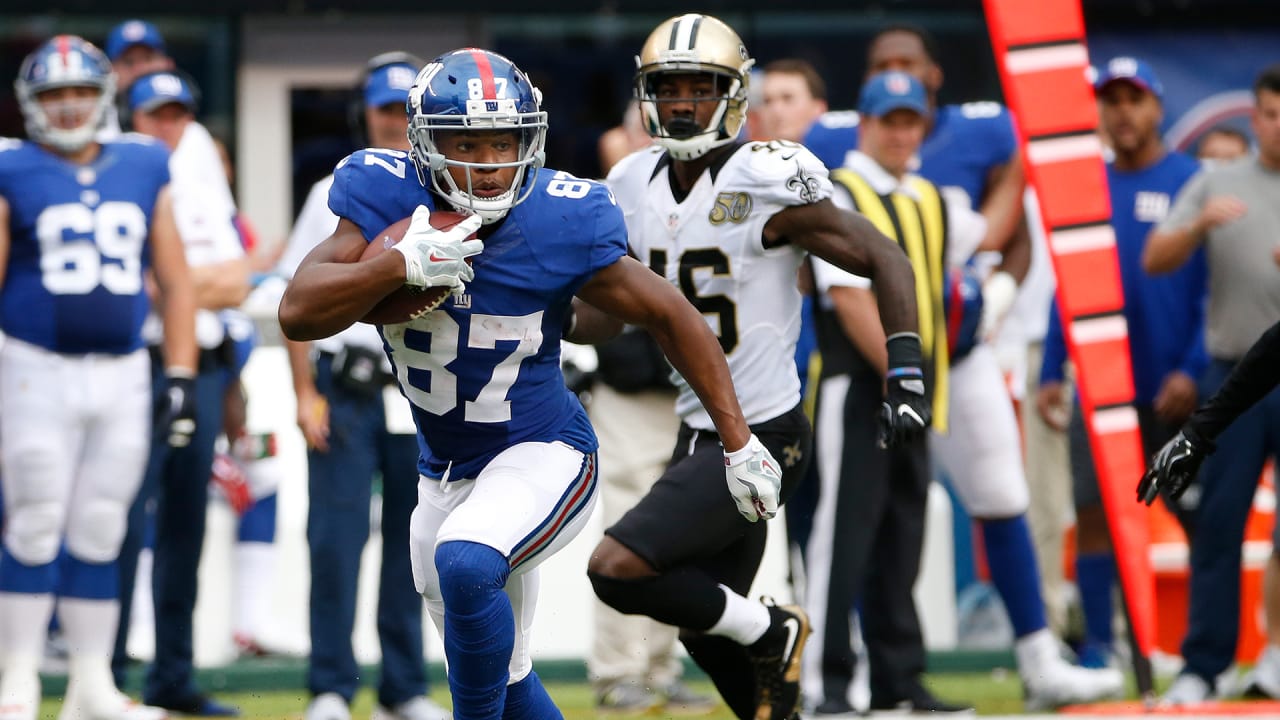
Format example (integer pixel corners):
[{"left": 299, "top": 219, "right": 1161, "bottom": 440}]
[
  {"left": 1109, "top": 151, "right": 1206, "bottom": 403},
  {"left": 804, "top": 102, "right": 1018, "bottom": 208},
  {"left": 329, "top": 149, "right": 629, "bottom": 480},
  {"left": 0, "top": 136, "right": 169, "bottom": 354}
]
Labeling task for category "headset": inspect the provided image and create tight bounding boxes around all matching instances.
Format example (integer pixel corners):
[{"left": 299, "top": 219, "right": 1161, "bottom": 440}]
[{"left": 349, "top": 50, "right": 426, "bottom": 146}]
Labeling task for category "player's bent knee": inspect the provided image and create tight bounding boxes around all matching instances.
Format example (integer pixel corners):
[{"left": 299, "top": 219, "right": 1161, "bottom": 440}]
[
  {"left": 65, "top": 498, "right": 128, "bottom": 563},
  {"left": 586, "top": 535, "right": 651, "bottom": 579},
  {"left": 5, "top": 500, "right": 64, "bottom": 565},
  {"left": 435, "top": 540, "right": 510, "bottom": 614}
]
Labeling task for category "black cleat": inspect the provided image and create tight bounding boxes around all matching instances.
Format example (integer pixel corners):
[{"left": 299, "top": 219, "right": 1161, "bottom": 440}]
[{"left": 746, "top": 598, "right": 810, "bottom": 720}]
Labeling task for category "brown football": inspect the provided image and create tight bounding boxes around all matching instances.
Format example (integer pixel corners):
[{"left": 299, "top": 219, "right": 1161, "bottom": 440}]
[{"left": 358, "top": 210, "right": 476, "bottom": 325}]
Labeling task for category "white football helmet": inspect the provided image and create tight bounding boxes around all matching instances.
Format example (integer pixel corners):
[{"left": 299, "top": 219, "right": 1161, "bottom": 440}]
[
  {"left": 15, "top": 35, "right": 116, "bottom": 153},
  {"left": 634, "top": 14, "right": 755, "bottom": 161}
]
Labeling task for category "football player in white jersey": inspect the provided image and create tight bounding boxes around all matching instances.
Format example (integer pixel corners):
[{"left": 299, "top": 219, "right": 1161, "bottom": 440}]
[
  {"left": 0, "top": 35, "right": 196, "bottom": 720},
  {"left": 587, "top": 14, "right": 928, "bottom": 720}
]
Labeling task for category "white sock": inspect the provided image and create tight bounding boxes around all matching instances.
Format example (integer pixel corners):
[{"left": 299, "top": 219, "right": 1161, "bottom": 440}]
[
  {"left": 0, "top": 591, "right": 56, "bottom": 659},
  {"left": 0, "top": 592, "right": 54, "bottom": 711},
  {"left": 706, "top": 585, "right": 771, "bottom": 645},
  {"left": 234, "top": 542, "right": 275, "bottom": 639},
  {"left": 130, "top": 549, "right": 154, "bottom": 632},
  {"left": 58, "top": 597, "right": 120, "bottom": 657}
]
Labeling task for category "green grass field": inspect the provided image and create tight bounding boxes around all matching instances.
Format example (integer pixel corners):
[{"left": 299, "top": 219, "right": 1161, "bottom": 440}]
[{"left": 36, "top": 674, "right": 1039, "bottom": 719}]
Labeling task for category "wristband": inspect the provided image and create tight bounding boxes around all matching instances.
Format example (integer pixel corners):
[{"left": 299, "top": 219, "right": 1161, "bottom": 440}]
[{"left": 723, "top": 433, "right": 762, "bottom": 466}]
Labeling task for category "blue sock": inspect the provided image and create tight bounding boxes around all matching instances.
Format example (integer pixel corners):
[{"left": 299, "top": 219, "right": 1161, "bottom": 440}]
[
  {"left": 1076, "top": 552, "right": 1115, "bottom": 650},
  {"left": 981, "top": 515, "right": 1047, "bottom": 638},
  {"left": 0, "top": 547, "right": 57, "bottom": 594},
  {"left": 238, "top": 493, "right": 277, "bottom": 543},
  {"left": 437, "top": 540, "right": 514, "bottom": 720},
  {"left": 501, "top": 672, "right": 561, "bottom": 720},
  {"left": 57, "top": 552, "right": 118, "bottom": 600}
]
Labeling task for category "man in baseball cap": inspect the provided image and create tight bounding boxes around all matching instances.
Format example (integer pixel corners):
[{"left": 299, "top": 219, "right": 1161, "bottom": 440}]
[
  {"left": 106, "top": 19, "right": 174, "bottom": 92},
  {"left": 856, "top": 70, "right": 931, "bottom": 177},
  {"left": 360, "top": 55, "right": 419, "bottom": 149},
  {"left": 128, "top": 71, "right": 198, "bottom": 150},
  {"left": 1093, "top": 56, "right": 1165, "bottom": 99}
]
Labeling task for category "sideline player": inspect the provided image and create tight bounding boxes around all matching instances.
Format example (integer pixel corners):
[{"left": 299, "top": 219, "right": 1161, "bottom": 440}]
[
  {"left": 278, "top": 48, "right": 795, "bottom": 720},
  {"left": 590, "top": 15, "right": 929, "bottom": 720},
  {"left": 0, "top": 35, "right": 196, "bottom": 720}
]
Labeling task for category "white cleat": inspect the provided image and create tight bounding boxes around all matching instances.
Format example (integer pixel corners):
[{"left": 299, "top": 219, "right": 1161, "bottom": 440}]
[
  {"left": 1015, "top": 629, "right": 1123, "bottom": 711},
  {"left": 305, "top": 693, "right": 351, "bottom": 720},
  {"left": 57, "top": 689, "right": 168, "bottom": 720},
  {"left": 1022, "top": 657, "right": 1125, "bottom": 711},
  {"left": 1160, "top": 672, "right": 1212, "bottom": 707},
  {"left": 0, "top": 668, "right": 40, "bottom": 720},
  {"left": 372, "top": 696, "right": 452, "bottom": 720},
  {"left": 1243, "top": 644, "right": 1280, "bottom": 699}
]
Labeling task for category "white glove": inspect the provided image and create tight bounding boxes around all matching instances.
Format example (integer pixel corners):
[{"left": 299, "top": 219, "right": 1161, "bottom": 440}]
[
  {"left": 724, "top": 434, "right": 782, "bottom": 522},
  {"left": 979, "top": 270, "right": 1018, "bottom": 342},
  {"left": 391, "top": 206, "right": 484, "bottom": 289}
]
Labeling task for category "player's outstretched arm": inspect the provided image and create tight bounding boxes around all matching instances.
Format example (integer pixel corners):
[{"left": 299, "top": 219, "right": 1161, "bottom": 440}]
[
  {"left": 771, "top": 199, "right": 919, "bottom": 337},
  {"left": 578, "top": 255, "right": 782, "bottom": 521},
  {"left": 151, "top": 187, "right": 198, "bottom": 375},
  {"left": 278, "top": 218, "right": 409, "bottom": 341},
  {"left": 577, "top": 255, "right": 749, "bottom": 451}
]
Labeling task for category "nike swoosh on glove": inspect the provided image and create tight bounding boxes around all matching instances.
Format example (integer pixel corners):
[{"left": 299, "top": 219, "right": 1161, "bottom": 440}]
[
  {"left": 879, "top": 333, "right": 932, "bottom": 449},
  {"left": 724, "top": 434, "right": 783, "bottom": 522},
  {"left": 392, "top": 206, "right": 484, "bottom": 289}
]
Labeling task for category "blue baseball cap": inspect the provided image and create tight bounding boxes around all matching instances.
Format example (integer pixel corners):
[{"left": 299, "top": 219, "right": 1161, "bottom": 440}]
[
  {"left": 858, "top": 71, "right": 929, "bottom": 118},
  {"left": 128, "top": 71, "right": 196, "bottom": 114},
  {"left": 106, "top": 20, "right": 166, "bottom": 62},
  {"left": 1094, "top": 56, "right": 1164, "bottom": 99},
  {"left": 364, "top": 62, "right": 417, "bottom": 108}
]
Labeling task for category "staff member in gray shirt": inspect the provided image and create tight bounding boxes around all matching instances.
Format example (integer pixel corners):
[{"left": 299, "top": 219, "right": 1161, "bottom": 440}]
[{"left": 1144, "top": 62, "right": 1280, "bottom": 706}]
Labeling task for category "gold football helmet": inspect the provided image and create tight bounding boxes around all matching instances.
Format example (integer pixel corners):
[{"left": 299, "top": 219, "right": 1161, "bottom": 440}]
[{"left": 635, "top": 14, "right": 754, "bottom": 161}]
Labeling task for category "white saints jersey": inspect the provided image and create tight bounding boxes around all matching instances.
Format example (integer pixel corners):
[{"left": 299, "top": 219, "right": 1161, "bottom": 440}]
[{"left": 607, "top": 140, "right": 833, "bottom": 429}]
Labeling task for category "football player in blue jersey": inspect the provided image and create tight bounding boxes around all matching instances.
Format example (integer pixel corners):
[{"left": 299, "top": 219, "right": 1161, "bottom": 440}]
[
  {"left": 0, "top": 35, "right": 197, "bottom": 720},
  {"left": 278, "top": 47, "right": 812, "bottom": 720}
]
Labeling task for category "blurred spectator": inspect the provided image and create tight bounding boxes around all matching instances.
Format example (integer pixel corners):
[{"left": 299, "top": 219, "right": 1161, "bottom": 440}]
[
  {"left": 102, "top": 19, "right": 175, "bottom": 138},
  {"left": 1038, "top": 56, "right": 1205, "bottom": 669},
  {"left": 803, "top": 71, "right": 974, "bottom": 717},
  {"left": 1144, "top": 63, "right": 1280, "bottom": 705},
  {"left": 1196, "top": 125, "right": 1251, "bottom": 164},
  {"left": 759, "top": 59, "right": 828, "bottom": 142},
  {"left": 597, "top": 100, "right": 652, "bottom": 176},
  {"left": 115, "top": 63, "right": 250, "bottom": 717}
]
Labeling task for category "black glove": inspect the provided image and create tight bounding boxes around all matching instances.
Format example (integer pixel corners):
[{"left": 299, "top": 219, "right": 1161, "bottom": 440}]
[
  {"left": 878, "top": 333, "right": 932, "bottom": 449},
  {"left": 160, "top": 373, "right": 197, "bottom": 448},
  {"left": 1138, "top": 427, "right": 1214, "bottom": 505}
]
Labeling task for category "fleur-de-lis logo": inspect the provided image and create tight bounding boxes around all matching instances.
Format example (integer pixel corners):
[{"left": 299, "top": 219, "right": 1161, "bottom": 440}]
[{"left": 786, "top": 162, "right": 822, "bottom": 204}]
